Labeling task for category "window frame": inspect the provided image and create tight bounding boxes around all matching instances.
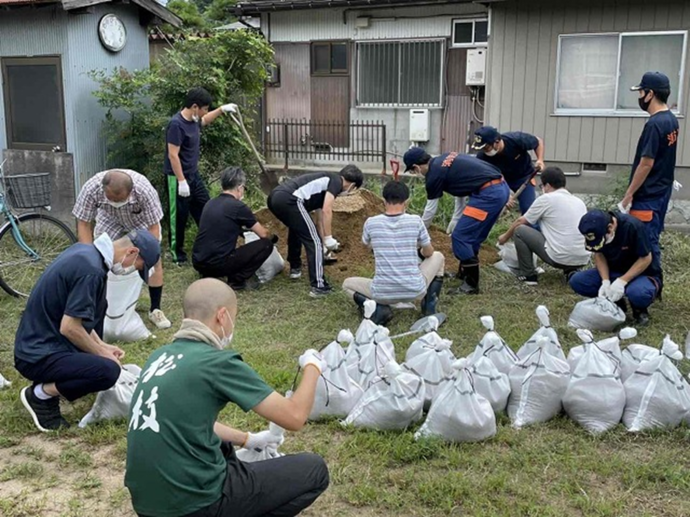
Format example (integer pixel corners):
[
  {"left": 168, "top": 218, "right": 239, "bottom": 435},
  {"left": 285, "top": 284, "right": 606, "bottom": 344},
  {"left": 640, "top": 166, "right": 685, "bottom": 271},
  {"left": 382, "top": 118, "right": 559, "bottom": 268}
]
[
  {"left": 355, "top": 38, "right": 446, "bottom": 109},
  {"left": 450, "top": 18, "right": 489, "bottom": 48},
  {"left": 1, "top": 55, "right": 67, "bottom": 152},
  {"left": 310, "top": 41, "right": 350, "bottom": 76},
  {"left": 554, "top": 30, "right": 688, "bottom": 117}
]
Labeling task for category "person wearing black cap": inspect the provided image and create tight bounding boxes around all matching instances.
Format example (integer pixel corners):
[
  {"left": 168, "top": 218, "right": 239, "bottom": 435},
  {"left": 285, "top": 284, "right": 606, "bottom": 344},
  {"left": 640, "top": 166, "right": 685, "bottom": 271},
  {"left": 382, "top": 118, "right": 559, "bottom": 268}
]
[
  {"left": 472, "top": 126, "right": 545, "bottom": 214},
  {"left": 621, "top": 71, "right": 679, "bottom": 264},
  {"left": 568, "top": 209, "right": 661, "bottom": 326},
  {"left": 14, "top": 229, "right": 161, "bottom": 431},
  {"left": 403, "top": 147, "right": 509, "bottom": 294}
]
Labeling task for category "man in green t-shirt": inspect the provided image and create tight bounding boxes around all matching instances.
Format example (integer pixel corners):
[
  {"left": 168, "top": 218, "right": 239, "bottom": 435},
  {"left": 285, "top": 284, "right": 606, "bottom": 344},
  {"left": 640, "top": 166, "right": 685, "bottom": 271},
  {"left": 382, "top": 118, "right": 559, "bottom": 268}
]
[{"left": 125, "top": 278, "right": 329, "bottom": 517}]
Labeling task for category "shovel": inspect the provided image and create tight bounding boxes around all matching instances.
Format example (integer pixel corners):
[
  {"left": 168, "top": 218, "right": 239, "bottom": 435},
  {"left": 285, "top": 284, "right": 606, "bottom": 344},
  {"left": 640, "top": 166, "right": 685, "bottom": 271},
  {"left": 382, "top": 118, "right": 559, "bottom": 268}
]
[{"left": 390, "top": 313, "right": 447, "bottom": 339}]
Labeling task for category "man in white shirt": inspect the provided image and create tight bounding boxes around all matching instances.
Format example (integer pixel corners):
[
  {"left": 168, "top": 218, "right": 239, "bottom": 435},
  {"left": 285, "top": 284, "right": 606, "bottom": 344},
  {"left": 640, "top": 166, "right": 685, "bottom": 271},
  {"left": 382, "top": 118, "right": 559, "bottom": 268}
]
[{"left": 498, "top": 167, "right": 590, "bottom": 284}]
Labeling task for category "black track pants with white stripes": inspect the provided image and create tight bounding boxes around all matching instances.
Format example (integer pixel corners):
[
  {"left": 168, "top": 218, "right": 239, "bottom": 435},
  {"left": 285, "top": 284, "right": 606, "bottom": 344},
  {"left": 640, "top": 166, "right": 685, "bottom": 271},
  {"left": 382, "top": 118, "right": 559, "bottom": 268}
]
[{"left": 268, "top": 190, "right": 328, "bottom": 289}]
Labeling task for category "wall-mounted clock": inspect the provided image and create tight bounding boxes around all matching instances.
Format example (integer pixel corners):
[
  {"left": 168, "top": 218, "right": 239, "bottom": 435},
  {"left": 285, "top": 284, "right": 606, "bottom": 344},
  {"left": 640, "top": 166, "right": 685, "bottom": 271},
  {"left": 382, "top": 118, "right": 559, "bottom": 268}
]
[{"left": 98, "top": 14, "right": 127, "bottom": 53}]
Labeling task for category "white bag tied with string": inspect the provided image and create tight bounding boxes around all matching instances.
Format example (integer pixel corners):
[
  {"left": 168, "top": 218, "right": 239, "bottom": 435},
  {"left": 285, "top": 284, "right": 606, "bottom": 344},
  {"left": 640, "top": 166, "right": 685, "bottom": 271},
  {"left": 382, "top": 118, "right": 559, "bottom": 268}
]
[
  {"left": 78, "top": 364, "right": 142, "bottom": 428},
  {"left": 517, "top": 306, "right": 566, "bottom": 361},
  {"left": 0, "top": 373, "right": 11, "bottom": 389},
  {"left": 469, "top": 316, "right": 518, "bottom": 375},
  {"left": 405, "top": 332, "right": 451, "bottom": 363},
  {"left": 507, "top": 336, "right": 571, "bottom": 428},
  {"left": 345, "top": 302, "right": 395, "bottom": 389},
  {"left": 562, "top": 340, "right": 625, "bottom": 434},
  {"left": 467, "top": 355, "right": 511, "bottom": 413},
  {"left": 103, "top": 271, "right": 151, "bottom": 343},
  {"left": 568, "top": 297, "right": 626, "bottom": 332},
  {"left": 415, "top": 359, "right": 496, "bottom": 443},
  {"left": 402, "top": 334, "right": 455, "bottom": 408},
  {"left": 343, "top": 361, "right": 425, "bottom": 431},
  {"left": 567, "top": 328, "right": 636, "bottom": 373},
  {"left": 235, "top": 423, "right": 285, "bottom": 463},
  {"left": 623, "top": 336, "right": 690, "bottom": 432},
  {"left": 621, "top": 344, "right": 661, "bottom": 383},
  {"left": 243, "top": 231, "right": 285, "bottom": 283},
  {"left": 309, "top": 330, "right": 364, "bottom": 420}
]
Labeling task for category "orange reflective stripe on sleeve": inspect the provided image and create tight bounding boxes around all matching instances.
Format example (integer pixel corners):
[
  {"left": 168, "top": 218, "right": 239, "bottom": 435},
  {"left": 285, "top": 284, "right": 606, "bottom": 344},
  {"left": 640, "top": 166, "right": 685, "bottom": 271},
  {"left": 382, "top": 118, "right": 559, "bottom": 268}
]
[
  {"left": 630, "top": 209, "right": 654, "bottom": 223},
  {"left": 463, "top": 205, "right": 488, "bottom": 222}
]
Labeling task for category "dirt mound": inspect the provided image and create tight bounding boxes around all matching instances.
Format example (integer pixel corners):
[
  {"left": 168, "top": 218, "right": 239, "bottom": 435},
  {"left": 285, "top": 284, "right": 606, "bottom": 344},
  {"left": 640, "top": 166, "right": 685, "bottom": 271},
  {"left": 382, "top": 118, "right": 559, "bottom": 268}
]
[{"left": 256, "top": 189, "right": 499, "bottom": 283}]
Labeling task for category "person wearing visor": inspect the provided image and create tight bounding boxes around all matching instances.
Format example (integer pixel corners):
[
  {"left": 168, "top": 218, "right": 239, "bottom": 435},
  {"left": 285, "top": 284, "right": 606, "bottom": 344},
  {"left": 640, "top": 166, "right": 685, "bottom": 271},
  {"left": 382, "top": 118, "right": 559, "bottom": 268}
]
[
  {"left": 403, "top": 147, "right": 509, "bottom": 294},
  {"left": 14, "top": 229, "right": 161, "bottom": 431},
  {"left": 472, "top": 126, "right": 545, "bottom": 214},
  {"left": 568, "top": 209, "right": 661, "bottom": 327},
  {"left": 73, "top": 168, "right": 171, "bottom": 330},
  {"left": 621, "top": 71, "right": 679, "bottom": 263}
]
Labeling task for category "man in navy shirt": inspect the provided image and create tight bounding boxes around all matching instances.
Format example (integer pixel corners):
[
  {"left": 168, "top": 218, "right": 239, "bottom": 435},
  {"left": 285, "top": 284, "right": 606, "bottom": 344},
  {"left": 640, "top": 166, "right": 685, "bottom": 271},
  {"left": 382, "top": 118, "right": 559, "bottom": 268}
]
[
  {"left": 14, "top": 230, "right": 160, "bottom": 431},
  {"left": 473, "top": 126, "right": 545, "bottom": 214},
  {"left": 404, "top": 148, "right": 510, "bottom": 294},
  {"left": 621, "top": 71, "right": 679, "bottom": 262},
  {"left": 165, "top": 87, "right": 237, "bottom": 264},
  {"left": 569, "top": 210, "right": 661, "bottom": 326}
]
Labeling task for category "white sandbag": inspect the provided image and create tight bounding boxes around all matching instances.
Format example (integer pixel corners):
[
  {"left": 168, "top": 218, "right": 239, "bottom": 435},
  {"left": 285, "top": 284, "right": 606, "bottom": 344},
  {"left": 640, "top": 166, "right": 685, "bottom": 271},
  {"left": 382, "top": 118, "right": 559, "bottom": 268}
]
[
  {"left": 507, "top": 337, "right": 571, "bottom": 428},
  {"left": 309, "top": 332, "right": 364, "bottom": 420},
  {"left": 493, "top": 260, "right": 545, "bottom": 277},
  {"left": 103, "top": 271, "right": 151, "bottom": 343},
  {"left": 567, "top": 328, "right": 636, "bottom": 373},
  {"left": 345, "top": 303, "right": 395, "bottom": 389},
  {"left": 623, "top": 336, "right": 690, "bottom": 432},
  {"left": 243, "top": 231, "right": 285, "bottom": 283},
  {"left": 78, "top": 364, "right": 142, "bottom": 428},
  {"left": 568, "top": 297, "right": 626, "bottom": 331},
  {"left": 402, "top": 334, "right": 455, "bottom": 408},
  {"left": 497, "top": 242, "right": 537, "bottom": 271},
  {"left": 235, "top": 423, "right": 285, "bottom": 463},
  {"left": 0, "top": 373, "right": 11, "bottom": 389},
  {"left": 415, "top": 358, "right": 496, "bottom": 443},
  {"left": 469, "top": 316, "right": 518, "bottom": 375},
  {"left": 621, "top": 344, "right": 660, "bottom": 383},
  {"left": 343, "top": 362, "right": 425, "bottom": 431},
  {"left": 563, "top": 341, "right": 625, "bottom": 434},
  {"left": 405, "top": 332, "right": 452, "bottom": 363},
  {"left": 467, "top": 355, "right": 511, "bottom": 413},
  {"left": 517, "top": 306, "right": 566, "bottom": 361}
]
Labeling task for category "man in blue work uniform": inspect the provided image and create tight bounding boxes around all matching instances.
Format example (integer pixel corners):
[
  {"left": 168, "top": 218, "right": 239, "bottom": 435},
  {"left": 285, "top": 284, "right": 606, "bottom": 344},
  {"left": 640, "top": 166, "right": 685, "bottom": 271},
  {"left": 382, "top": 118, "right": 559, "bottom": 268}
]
[
  {"left": 404, "top": 147, "right": 510, "bottom": 295},
  {"left": 472, "top": 126, "right": 545, "bottom": 214},
  {"left": 569, "top": 210, "right": 661, "bottom": 327},
  {"left": 620, "top": 71, "right": 679, "bottom": 264}
]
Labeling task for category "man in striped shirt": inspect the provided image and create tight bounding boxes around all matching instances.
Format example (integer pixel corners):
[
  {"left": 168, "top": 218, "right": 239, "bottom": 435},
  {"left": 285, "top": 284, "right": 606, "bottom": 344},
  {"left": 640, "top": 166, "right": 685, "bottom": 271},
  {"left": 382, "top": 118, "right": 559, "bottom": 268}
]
[{"left": 343, "top": 181, "right": 444, "bottom": 325}]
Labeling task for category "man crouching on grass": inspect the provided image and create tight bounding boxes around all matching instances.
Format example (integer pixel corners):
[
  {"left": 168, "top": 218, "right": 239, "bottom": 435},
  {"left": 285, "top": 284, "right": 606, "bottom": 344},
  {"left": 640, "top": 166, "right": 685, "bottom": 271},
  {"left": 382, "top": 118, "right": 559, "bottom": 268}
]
[{"left": 125, "top": 278, "right": 329, "bottom": 517}]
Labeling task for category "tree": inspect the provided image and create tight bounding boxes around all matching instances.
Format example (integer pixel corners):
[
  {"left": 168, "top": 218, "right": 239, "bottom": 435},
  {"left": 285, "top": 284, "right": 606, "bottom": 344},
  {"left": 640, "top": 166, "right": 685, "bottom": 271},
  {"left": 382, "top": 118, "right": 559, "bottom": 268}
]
[
  {"left": 205, "top": 0, "right": 237, "bottom": 26},
  {"left": 166, "top": 0, "right": 207, "bottom": 29}
]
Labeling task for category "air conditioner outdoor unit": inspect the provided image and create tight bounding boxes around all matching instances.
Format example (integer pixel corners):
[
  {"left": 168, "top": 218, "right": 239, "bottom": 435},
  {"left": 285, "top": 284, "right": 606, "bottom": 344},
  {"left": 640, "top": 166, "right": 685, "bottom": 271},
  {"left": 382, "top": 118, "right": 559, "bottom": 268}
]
[{"left": 466, "top": 48, "right": 486, "bottom": 86}]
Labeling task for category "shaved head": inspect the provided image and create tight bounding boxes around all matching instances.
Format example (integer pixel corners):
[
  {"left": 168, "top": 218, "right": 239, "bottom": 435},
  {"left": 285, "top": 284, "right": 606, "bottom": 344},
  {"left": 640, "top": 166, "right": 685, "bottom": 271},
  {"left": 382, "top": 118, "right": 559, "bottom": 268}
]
[
  {"left": 102, "top": 170, "right": 134, "bottom": 201},
  {"left": 183, "top": 278, "right": 237, "bottom": 323}
]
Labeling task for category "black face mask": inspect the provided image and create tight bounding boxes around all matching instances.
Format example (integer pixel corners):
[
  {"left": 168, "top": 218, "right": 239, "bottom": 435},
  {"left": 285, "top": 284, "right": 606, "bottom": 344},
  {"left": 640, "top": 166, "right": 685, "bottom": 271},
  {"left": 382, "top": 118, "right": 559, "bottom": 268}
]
[{"left": 638, "top": 91, "right": 652, "bottom": 112}]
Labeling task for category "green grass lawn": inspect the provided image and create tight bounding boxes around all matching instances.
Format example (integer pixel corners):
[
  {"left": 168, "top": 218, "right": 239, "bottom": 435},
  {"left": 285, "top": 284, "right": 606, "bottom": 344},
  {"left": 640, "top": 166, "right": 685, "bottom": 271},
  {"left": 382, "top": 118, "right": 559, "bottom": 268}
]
[{"left": 1, "top": 226, "right": 690, "bottom": 516}]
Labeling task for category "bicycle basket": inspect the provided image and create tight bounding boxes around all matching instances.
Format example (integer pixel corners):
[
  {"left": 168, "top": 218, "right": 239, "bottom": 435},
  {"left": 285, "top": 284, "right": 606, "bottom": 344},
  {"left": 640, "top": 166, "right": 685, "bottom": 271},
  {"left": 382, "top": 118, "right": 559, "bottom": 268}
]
[{"left": 5, "top": 173, "right": 51, "bottom": 208}]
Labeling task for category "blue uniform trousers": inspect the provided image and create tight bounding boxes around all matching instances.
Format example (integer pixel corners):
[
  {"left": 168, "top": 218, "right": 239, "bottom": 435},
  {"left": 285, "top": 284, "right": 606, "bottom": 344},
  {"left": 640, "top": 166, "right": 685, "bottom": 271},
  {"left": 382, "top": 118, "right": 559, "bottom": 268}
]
[
  {"left": 507, "top": 177, "right": 536, "bottom": 215},
  {"left": 569, "top": 269, "right": 660, "bottom": 311},
  {"left": 630, "top": 188, "right": 672, "bottom": 262}
]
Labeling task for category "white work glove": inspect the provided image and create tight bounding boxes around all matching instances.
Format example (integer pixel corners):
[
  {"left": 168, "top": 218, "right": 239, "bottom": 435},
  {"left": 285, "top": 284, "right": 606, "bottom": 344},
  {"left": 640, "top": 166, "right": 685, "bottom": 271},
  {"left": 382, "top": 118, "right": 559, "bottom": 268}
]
[
  {"left": 221, "top": 103, "right": 238, "bottom": 114},
  {"left": 598, "top": 280, "right": 611, "bottom": 299},
  {"left": 243, "top": 429, "right": 284, "bottom": 451},
  {"left": 674, "top": 180, "right": 683, "bottom": 191},
  {"left": 299, "top": 349, "right": 327, "bottom": 374},
  {"left": 178, "top": 180, "right": 190, "bottom": 198},
  {"left": 617, "top": 202, "right": 630, "bottom": 214},
  {"left": 607, "top": 278, "right": 627, "bottom": 303},
  {"left": 324, "top": 235, "right": 340, "bottom": 251}
]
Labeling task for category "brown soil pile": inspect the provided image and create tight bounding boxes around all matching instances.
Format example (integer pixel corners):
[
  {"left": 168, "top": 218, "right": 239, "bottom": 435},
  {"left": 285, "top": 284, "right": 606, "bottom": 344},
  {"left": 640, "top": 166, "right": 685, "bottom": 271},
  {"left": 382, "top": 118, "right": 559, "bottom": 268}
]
[{"left": 256, "top": 189, "right": 499, "bottom": 283}]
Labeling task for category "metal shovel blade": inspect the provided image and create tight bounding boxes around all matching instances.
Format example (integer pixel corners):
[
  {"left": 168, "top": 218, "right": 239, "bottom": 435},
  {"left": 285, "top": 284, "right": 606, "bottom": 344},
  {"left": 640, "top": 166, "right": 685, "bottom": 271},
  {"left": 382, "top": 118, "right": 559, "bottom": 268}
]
[{"left": 390, "top": 313, "right": 447, "bottom": 339}]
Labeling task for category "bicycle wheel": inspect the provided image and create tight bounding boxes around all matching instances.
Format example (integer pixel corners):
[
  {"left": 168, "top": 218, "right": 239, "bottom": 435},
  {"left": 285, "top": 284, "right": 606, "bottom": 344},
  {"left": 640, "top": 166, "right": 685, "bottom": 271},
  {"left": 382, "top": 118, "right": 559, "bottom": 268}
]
[{"left": 0, "top": 213, "right": 76, "bottom": 297}]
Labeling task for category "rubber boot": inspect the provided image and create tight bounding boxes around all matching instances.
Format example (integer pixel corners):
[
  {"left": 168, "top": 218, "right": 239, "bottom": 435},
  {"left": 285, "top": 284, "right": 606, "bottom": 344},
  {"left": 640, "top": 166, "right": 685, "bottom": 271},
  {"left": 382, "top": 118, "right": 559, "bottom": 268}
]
[
  {"left": 353, "top": 292, "right": 394, "bottom": 326},
  {"left": 456, "top": 262, "right": 465, "bottom": 281},
  {"left": 632, "top": 307, "right": 650, "bottom": 327},
  {"left": 421, "top": 276, "right": 444, "bottom": 316},
  {"left": 450, "top": 257, "right": 479, "bottom": 295},
  {"left": 615, "top": 298, "right": 629, "bottom": 315}
]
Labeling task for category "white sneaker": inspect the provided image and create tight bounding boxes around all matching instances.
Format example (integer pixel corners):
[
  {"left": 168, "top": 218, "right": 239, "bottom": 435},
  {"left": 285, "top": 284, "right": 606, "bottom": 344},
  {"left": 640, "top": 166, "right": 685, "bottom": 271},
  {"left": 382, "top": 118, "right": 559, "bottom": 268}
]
[{"left": 149, "top": 309, "right": 172, "bottom": 329}]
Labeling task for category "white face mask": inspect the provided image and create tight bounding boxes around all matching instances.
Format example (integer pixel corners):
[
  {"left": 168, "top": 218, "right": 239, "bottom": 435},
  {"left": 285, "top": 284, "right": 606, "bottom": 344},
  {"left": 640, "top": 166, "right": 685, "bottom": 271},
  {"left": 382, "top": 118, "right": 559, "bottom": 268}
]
[
  {"left": 220, "top": 311, "right": 234, "bottom": 348},
  {"left": 106, "top": 198, "right": 129, "bottom": 209},
  {"left": 192, "top": 114, "right": 200, "bottom": 123},
  {"left": 485, "top": 148, "right": 499, "bottom": 157},
  {"left": 112, "top": 252, "right": 138, "bottom": 276}
]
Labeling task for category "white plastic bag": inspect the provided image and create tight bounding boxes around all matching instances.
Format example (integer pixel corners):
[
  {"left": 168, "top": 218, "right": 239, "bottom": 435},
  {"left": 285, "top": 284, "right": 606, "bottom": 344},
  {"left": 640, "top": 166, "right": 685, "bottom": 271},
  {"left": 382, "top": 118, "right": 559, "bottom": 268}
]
[
  {"left": 345, "top": 303, "right": 395, "bottom": 389},
  {"left": 78, "top": 364, "right": 142, "bottom": 428},
  {"left": 243, "top": 231, "right": 285, "bottom": 283},
  {"left": 415, "top": 358, "right": 496, "bottom": 443},
  {"left": 310, "top": 331, "right": 364, "bottom": 420},
  {"left": 507, "top": 337, "right": 571, "bottom": 428},
  {"left": 103, "top": 271, "right": 151, "bottom": 343},
  {"left": 469, "top": 316, "right": 518, "bottom": 375},
  {"left": 235, "top": 423, "right": 285, "bottom": 463},
  {"left": 405, "top": 332, "right": 452, "bottom": 363},
  {"left": 343, "top": 362, "right": 425, "bottom": 431},
  {"left": 567, "top": 328, "right": 636, "bottom": 373},
  {"left": 621, "top": 344, "right": 660, "bottom": 383},
  {"left": 517, "top": 306, "right": 566, "bottom": 361},
  {"left": 623, "top": 336, "right": 690, "bottom": 432},
  {"left": 0, "top": 373, "right": 11, "bottom": 389},
  {"left": 497, "top": 242, "right": 537, "bottom": 271},
  {"left": 568, "top": 297, "right": 626, "bottom": 332},
  {"left": 563, "top": 341, "right": 625, "bottom": 434},
  {"left": 467, "top": 355, "right": 511, "bottom": 413},
  {"left": 402, "top": 334, "right": 455, "bottom": 408}
]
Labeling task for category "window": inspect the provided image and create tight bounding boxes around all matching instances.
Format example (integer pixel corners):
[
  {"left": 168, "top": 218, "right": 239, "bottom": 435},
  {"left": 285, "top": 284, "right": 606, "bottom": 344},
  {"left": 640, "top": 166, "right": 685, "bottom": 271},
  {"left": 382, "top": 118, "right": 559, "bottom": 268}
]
[
  {"left": 556, "top": 31, "right": 687, "bottom": 115},
  {"left": 2, "top": 56, "right": 66, "bottom": 151},
  {"left": 357, "top": 40, "right": 444, "bottom": 108},
  {"left": 452, "top": 19, "right": 489, "bottom": 47},
  {"left": 311, "top": 42, "right": 349, "bottom": 75}
]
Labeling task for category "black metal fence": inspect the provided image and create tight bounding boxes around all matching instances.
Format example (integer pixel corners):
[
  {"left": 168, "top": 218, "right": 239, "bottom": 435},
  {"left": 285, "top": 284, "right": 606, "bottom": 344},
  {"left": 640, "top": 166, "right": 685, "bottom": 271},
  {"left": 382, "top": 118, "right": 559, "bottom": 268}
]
[{"left": 265, "top": 119, "right": 386, "bottom": 171}]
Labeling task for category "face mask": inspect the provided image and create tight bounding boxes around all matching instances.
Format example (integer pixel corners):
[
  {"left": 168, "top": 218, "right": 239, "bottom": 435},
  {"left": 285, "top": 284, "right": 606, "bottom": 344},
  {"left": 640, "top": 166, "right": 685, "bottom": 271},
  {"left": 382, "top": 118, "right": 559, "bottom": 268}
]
[
  {"left": 220, "top": 311, "right": 234, "bottom": 348},
  {"left": 106, "top": 198, "right": 129, "bottom": 209},
  {"left": 485, "top": 148, "right": 499, "bottom": 157},
  {"left": 638, "top": 92, "right": 652, "bottom": 112},
  {"left": 605, "top": 231, "right": 615, "bottom": 245},
  {"left": 338, "top": 185, "right": 355, "bottom": 197},
  {"left": 112, "top": 252, "right": 138, "bottom": 276}
]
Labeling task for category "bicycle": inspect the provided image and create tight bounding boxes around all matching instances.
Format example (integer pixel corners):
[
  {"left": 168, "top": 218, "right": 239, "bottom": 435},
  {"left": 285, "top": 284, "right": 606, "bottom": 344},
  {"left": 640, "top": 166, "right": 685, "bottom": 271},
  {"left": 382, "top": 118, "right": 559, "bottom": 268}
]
[{"left": 0, "top": 164, "right": 76, "bottom": 297}]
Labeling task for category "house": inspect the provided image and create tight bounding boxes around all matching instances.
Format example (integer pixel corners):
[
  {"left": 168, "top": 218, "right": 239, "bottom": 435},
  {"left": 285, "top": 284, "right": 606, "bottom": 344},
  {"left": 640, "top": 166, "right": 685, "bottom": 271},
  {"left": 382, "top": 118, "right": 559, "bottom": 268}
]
[{"left": 0, "top": 0, "right": 180, "bottom": 222}]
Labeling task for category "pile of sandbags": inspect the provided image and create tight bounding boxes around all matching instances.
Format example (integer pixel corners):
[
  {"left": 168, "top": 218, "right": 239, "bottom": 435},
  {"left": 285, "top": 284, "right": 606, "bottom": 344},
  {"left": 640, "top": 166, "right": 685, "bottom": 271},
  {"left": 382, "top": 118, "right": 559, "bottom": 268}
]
[
  {"left": 469, "top": 316, "right": 518, "bottom": 374},
  {"left": 236, "top": 423, "right": 285, "bottom": 463},
  {"left": 402, "top": 332, "right": 455, "bottom": 409},
  {"left": 79, "top": 364, "right": 141, "bottom": 428},
  {"left": 467, "top": 354, "right": 511, "bottom": 413},
  {"left": 568, "top": 297, "right": 626, "bottom": 332},
  {"left": 517, "top": 306, "right": 565, "bottom": 361},
  {"left": 567, "top": 328, "right": 636, "bottom": 372}
]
